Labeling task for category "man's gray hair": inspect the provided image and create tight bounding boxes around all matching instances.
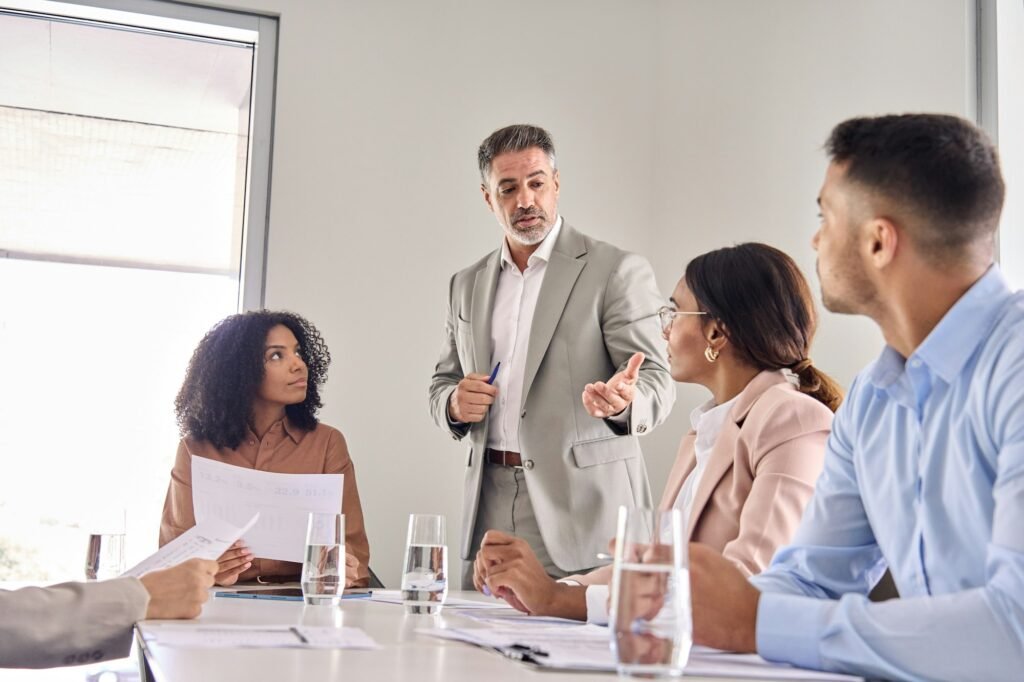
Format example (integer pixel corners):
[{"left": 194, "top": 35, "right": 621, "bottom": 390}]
[{"left": 477, "top": 124, "right": 557, "bottom": 183}]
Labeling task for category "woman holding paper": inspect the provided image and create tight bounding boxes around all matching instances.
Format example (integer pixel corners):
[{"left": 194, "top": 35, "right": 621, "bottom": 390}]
[
  {"left": 159, "top": 310, "right": 370, "bottom": 587},
  {"left": 473, "top": 243, "right": 843, "bottom": 621}
]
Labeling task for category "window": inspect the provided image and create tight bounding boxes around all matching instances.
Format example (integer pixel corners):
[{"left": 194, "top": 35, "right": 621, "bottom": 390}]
[
  {"left": 994, "top": 0, "right": 1024, "bottom": 287},
  {"left": 980, "top": 0, "right": 1024, "bottom": 288},
  {"left": 0, "top": 0, "right": 276, "bottom": 581}
]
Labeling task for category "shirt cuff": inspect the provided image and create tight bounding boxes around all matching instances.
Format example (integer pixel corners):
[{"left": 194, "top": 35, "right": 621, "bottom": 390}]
[
  {"left": 755, "top": 592, "right": 830, "bottom": 671},
  {"left": 585, "top": 584, "right": 610, "bottom": 625},
  {"left": 606, "top": 404, "right": 632, "bottom": 426},
  {"left": 444, "top": 389, "right": 468, "bottom": 431}
]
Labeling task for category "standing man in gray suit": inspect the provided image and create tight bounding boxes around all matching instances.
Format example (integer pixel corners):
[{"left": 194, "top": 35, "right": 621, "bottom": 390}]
[{"left": 429, "top": 124, "right": 674, "bottom": 587}]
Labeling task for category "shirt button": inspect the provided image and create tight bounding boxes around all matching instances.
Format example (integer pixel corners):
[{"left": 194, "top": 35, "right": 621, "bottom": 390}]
[
  {"left": 637, "top": 424, "right": 647, "bottom": 434},
  {"left": 520, "top": 410, "right": 527, "bottom": 418},
  {"left": 524, "top": 460, "right": 535, "bottom": 470}
]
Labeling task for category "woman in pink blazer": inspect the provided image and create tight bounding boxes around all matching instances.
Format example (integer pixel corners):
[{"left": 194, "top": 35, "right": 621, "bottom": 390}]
[{"left": 473, "top": 243, "right": 843, "bottom": 621}]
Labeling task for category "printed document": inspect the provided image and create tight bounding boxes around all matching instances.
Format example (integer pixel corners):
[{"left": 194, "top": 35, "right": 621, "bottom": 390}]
[
  {"left": 139, "top": 623, "right": 379, "bottom": 650},
  {"left": 420, "top": 625, "right": 863, "bottom": 680},
  {"left": 191, "top": 456, "right": 343, "bottom": 562},
  {"left": 122, "top": 514, "right": 259, "bottom": 578},
  {"left": 370, "top": 589, "right": 512, "bottom": 610}
]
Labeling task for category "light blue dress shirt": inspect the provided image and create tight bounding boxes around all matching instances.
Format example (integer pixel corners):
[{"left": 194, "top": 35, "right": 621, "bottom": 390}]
[{"left": 750, "top": 265, "right": 1024, "bottom": 681}]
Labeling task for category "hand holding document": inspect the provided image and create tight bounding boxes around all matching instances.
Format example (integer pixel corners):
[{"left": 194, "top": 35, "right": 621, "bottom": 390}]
[
  {"left": 191, "top": 456, "right": 343, "bottom": 562},
  {"left": 122, "top": 514, "right": 259, "bottom": 578}
]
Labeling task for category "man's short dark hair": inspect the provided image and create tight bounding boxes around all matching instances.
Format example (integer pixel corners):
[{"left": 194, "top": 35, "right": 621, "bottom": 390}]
[
  {"left": 826, "top": 113, "right": 1004, "bottom": 259},
  {"left": 478, "top": 124, "right": 557, "bottom": 183}
]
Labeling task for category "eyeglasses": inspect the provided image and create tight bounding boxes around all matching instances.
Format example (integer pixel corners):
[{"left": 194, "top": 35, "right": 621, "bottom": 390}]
[{"left": 657, "top": 306, "right": 706, "bottom": 334}]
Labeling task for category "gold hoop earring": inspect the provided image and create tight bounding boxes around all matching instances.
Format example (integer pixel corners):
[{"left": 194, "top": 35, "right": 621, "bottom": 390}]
[{"left": 704, "top": 346, "right": 719, "bottom": 363}]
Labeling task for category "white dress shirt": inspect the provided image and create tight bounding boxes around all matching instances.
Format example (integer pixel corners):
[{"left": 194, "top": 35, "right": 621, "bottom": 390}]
[
  {"left": 673, "top": 396, "right": 738, "bottom": 529},
  {"left": 486, "top": 217, "right": 563, "bottom": 452}
]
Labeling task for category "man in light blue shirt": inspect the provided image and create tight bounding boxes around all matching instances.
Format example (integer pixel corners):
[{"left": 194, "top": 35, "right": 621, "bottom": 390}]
[{"left": 689, "top": 113, "right": 1024, "bottom": 681}]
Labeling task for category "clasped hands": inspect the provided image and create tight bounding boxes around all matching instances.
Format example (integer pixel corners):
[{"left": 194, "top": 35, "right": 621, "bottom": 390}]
[{"left": 473, "top": 534, "right": 761, "bottom": 654}]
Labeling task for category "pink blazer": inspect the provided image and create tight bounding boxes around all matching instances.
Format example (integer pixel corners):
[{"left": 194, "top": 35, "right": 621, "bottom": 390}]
[{"left": 575, "top": 370, "right": 832, "bottom": 584}]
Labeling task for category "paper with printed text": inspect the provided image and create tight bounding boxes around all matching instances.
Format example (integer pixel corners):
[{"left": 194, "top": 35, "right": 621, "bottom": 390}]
[{"left": 191, "top": 456, "right": 343, "bottom": 562}]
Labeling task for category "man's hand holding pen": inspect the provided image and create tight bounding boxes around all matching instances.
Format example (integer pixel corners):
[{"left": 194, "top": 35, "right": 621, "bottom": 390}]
[{"left": 448, "top": 362, "right": 501, "bottom": 423}]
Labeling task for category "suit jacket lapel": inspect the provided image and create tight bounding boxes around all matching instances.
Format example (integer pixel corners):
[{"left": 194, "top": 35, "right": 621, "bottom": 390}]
[
  {"left": 521, "top": 224, "right": 586, "bottom": 410},
  {"left": 471, "top": 250, "right": 501, "bottom": 375},
  {"left": 686, "top": 421, "right": 740, "bottom": 539},
  {"left": 684, "top": 371, "right": 790, "bottom": 539}
]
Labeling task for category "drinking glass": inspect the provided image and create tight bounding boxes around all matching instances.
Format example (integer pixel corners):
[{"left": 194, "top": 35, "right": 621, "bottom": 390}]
[
  {"left": 301, "top": 512, "right": 345, "bottom": 605},
  {"left": 400, "top": 513, "right": 448, "bottom": 614},
  {"left": 609, "top": 507, "right": 692, "bottom": 678},
  {"left": 84, "top": 509, "right": 126, "bottom": 580}
]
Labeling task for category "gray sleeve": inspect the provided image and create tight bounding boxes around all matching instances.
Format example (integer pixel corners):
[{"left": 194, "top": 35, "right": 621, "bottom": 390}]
[
  {"left": 0, "top": 577, "right": 149, "bottom": 669},
  {"left": 601, "top": 252, "right": 675, "bottom": 435},
  {"left": 428, "top": 273, "right": 470, "bottom": 441}
]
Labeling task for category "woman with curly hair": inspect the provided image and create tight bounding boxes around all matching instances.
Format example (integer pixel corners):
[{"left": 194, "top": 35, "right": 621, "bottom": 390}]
[{"left": 159, "top": 310, "right": 370, "bottom": 587}]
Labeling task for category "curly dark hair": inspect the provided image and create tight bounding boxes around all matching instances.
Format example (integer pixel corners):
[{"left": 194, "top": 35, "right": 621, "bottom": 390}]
[{"left": 175, "top": 310, "right": 331, "bottom": 449}]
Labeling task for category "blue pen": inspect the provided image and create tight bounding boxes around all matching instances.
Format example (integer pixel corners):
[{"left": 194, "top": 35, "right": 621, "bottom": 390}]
[{"left": 486, "top": 362, "right": 501, "bottom": 385}]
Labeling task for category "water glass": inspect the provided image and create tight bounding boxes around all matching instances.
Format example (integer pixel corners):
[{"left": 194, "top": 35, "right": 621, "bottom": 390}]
[
  {"left": 609, "top": 507, "right": 692, "bottom": 677},
  {"left": 84, "top": 532, "right": 126, "bottom": 580},
  {"left": 301, "top": 512, "right": 345, "bottom": 606},
  {"left": 84, "top": 509, "right": 126, "bottom": 580},
  {"left": 401, "top": 513, "right": 448, "bottom": 614}
]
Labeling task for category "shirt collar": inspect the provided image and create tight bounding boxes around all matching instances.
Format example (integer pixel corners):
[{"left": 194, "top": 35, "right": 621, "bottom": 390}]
[
  {"left": 248, "top": 417, "right": 302, "bottom": 444},
  {"left": 866, "top": 265, "right": 1012, "bottom": 388},
  {"left": 500, "top": 215, "right": 563, "bottom": 270},
  {"left": 281, "top": 416, "right": 302, "bottom": 443},
  {"left": 690, "top": 395, "right": 738, "bottom": 432}
]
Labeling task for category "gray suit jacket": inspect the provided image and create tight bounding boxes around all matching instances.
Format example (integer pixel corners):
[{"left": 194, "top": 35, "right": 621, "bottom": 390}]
[
  {"left": 429, "top": 222, "right": 675, "bottom": 571},
  {"left": 0, "top": 578, "right": 149, "bottom": 669}
]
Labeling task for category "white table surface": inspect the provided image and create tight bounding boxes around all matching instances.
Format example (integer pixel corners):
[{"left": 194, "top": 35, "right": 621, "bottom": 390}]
[{"left": 138, "top": 589, "right": 778, "bottom": 682}]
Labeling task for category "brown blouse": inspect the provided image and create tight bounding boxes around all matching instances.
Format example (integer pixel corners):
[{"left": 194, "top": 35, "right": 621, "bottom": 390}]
[{"left": 159, "top": 419, "right": 370, "bottom": 587}]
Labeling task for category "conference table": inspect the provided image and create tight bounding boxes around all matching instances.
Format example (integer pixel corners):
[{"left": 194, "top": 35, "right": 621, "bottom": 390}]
[{"left": 135, "top": 588, "right": 800, "bottom": 682}]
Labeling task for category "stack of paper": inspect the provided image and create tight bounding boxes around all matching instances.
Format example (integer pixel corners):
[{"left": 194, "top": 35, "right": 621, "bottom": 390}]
[{"left": 419, "top": 624, "right": 864, "bottom": 680}]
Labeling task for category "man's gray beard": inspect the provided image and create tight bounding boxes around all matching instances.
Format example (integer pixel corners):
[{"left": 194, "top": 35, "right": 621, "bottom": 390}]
[{"left": 505, "top": 221, "right": 553, "bottom": 247}]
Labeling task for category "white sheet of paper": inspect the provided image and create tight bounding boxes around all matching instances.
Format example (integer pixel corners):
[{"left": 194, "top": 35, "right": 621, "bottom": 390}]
[
  {"left": 190, "top": 456, "right": 343, "bottom": 562},
  {"left": 458, "top": 609, "right": 584, "bottom": 626},
  {"left": 121, "top": 514, "right": 259, "bottom": 578},
  {"left": 370, "top": 589, "right": 512, "bottom": 610},
  {"left": 419, "top": 626, "right": 863, "bottom": 680},
  {"left": 139, "top": 623, "right": 378, "bottom": 650}
]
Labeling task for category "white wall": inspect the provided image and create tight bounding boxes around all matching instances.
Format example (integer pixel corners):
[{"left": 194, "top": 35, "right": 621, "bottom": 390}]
[
  {"left": 191, "top": 0, "right": 972, "bottom": 586},
  {"left": 252, "top": 0, "right": 664, "bottom": 586},
  {"left": 640, "top": 0, "right": 974, "bottom": 488}
]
